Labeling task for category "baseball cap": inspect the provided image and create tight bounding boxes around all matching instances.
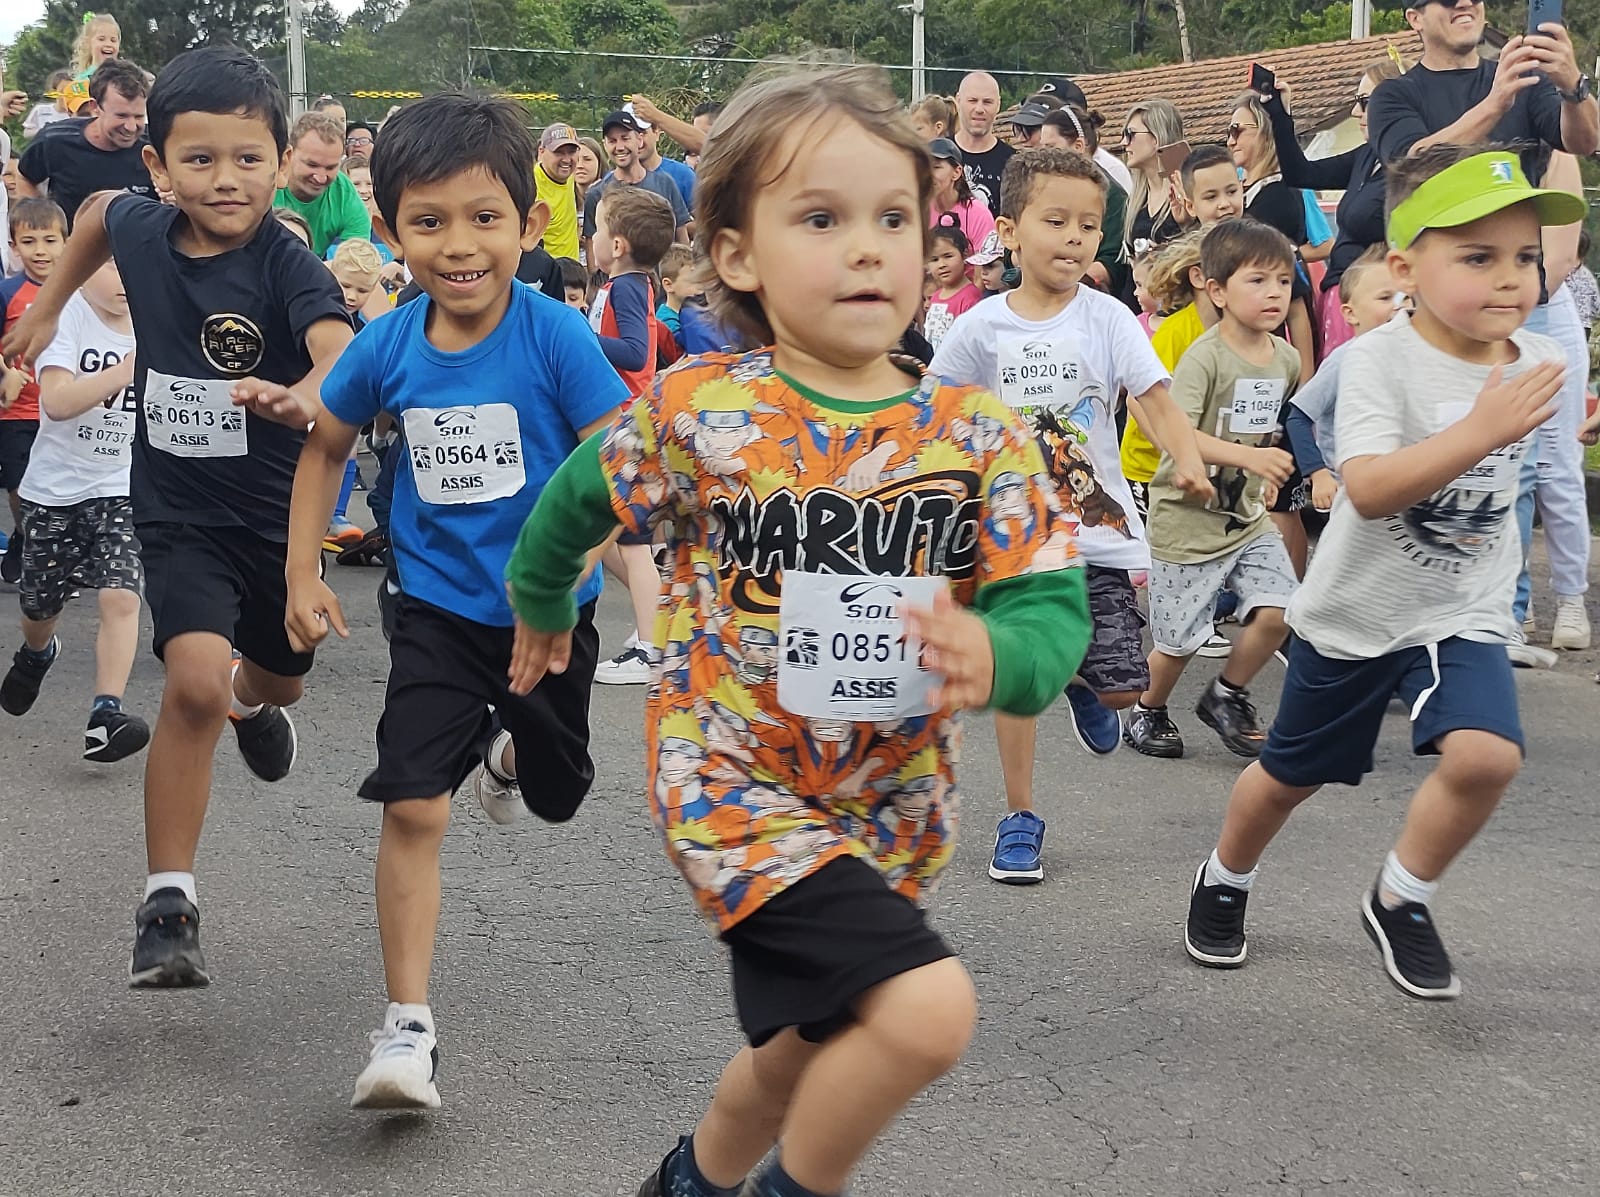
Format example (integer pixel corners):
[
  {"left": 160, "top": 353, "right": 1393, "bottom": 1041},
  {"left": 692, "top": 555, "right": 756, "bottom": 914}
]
[
  {"left": 1035, "top": 77, "right": 1089, "bottom": 108},
  {"left": 966, "top": 230, "right": 1005, "bottom": 266},
  {"left": 1387, "top": 151, "right": 1587, "bottom": 250},
  {"left": 540, "top": 122, "right": 580, "bottom": 151},
  {"left": 1009, "top": 101, "right": 1052, "bottom": 129},
  {"left": 603, "top": 109, "right": 646, "bottom": 134},
  {"left": 928, "top": 137, "right": 963, "bottom": 163},
  {"left": 61, "top": 76, "right": 93, "bottom": 114}
]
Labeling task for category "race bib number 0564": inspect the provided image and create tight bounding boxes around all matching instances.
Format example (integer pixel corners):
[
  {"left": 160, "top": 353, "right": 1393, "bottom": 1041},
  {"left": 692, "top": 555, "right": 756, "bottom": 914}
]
[{"left": 402, "top": 403, "right": 526, "bottom": 505}]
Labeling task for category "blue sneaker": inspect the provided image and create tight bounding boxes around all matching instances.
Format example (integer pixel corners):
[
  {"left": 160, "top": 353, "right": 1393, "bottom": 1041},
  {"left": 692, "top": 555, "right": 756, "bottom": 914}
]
[
  {"left": 1064, "top": 682, "right": 1120, "bottom": 756},
  {"left": 989, "top": 810, "right": 1045, "bottom": 884}
]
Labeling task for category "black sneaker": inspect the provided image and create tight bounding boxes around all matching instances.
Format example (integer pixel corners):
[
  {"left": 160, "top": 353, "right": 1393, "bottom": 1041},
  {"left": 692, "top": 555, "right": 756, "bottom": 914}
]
[
  {"left": 0, "top": 535, "right": 20, "bottom": 584},
  {"left": 1, "top": 638, "right": 58, "bottom": 716},
  {"left": 1123, "top": 703, "right": 1184, "bottom": 758},
  {"left": 1185, "top": 859, "right": 1249, "bottom": 967},
  {"left": 84, "top": 707, "right": 151, "bottom": 763},
  {"left": 231, "top": 705, "right": 298, "bottom": 782},
  {"left": 636, "top": 1137, "right": 691, "bottom": 1197},
  {"left": 1361, "top": 887, "right": 1460, "bottom": 999},
  {"left": 130, "top": 888, "right": 210, "bottom": 987},
  {"left": 1196, "top": 682, "right": 1266, "bottom": 758}
]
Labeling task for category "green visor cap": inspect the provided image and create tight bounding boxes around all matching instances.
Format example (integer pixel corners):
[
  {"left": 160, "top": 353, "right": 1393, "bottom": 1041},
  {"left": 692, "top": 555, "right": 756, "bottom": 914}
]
[{"left": 1387, "top": 152, "right": 1587, "bottom": 251}]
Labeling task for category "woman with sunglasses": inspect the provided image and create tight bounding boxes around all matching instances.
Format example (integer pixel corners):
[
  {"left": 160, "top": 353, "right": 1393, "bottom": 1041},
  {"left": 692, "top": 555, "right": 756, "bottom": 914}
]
[
  {"left": 1120, "top": 99, "right": 1186, "bottom": 260},
  {"left": 1261, "top": 58, "right": 1404, "bottom": 357}
]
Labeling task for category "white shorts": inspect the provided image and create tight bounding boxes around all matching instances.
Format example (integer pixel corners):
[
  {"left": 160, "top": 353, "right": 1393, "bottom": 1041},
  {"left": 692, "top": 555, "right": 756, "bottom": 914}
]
[{"left": 1148, "top": 533, "right": 1298, "bottom": 656}]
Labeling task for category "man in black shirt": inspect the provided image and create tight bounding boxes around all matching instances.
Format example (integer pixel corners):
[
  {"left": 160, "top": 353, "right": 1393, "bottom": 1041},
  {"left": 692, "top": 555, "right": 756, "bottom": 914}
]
[
  {"left": 17, "top": 59, "right": 153, "bottom": 227},
  {"left": 954, "top": 71, "right": 1014, "bottom": 216}
]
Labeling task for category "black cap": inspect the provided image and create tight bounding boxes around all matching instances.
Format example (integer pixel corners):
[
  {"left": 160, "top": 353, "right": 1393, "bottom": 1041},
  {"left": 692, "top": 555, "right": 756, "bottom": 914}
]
[
  {"left": 1009, "top": 101, "right": 1052, "bottom": 129},
  {"left": 1036, "top": 76, "right": 1089, "bottom": 108},
  {"left": 927, "top": 137, "right": 962, "bottom": 163},
  {"left": 602, "top": 109, "right": 645, "bottom": 134}
]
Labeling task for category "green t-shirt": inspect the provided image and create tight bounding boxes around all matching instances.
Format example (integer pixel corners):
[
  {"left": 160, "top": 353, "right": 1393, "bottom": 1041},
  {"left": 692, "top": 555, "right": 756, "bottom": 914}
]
[
  {"left": 273, "top": 172, "right": 372, "bottom": 256},
  {"left": 1147, "top": 324, "right": 1300, "bottom": 564}
]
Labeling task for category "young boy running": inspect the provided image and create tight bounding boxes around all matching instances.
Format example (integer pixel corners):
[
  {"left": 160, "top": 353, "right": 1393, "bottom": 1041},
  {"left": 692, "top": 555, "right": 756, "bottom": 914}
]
[
  {"left": 284, "top": 94, "right": 626, "bottom": 1109},
  {"left": 930, "top": 146, "right": 1212, "bottom": 884},
  {"left": 1, "top": 46, "right": 353, "bottom": 987},
  {"left": 2, "top": 258, "right": 147, "bottom": 761},
  {"left": 1, "top": 198, "right": 69, "bottom": 585},
  {"left": 1124, "top": 219, "right": 1301, "bottom": 760},
  {"left": 1184, "top": 147, "right": 1577, "bottom": 999},
  {"left": 504, "top": 66, "right": 1088, "bottom": 1197}
]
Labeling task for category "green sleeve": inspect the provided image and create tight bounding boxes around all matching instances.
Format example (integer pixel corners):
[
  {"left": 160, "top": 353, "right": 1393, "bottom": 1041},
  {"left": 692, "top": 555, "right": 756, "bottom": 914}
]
[
  {"left": 504, "top": 431, "right": 621, "bottom": 631},
  {"left": 973, "top": 567, "right": 1091, "bottom": 716}
]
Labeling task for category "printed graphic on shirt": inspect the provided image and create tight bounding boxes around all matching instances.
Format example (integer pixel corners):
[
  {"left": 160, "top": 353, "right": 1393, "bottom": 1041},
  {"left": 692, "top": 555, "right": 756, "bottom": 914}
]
[
  {"left": 601, "top": 350, "right": 1071, "bottom": 930},
  {"left": 200, "top": 313, "right": 265, "bottom": 375}
]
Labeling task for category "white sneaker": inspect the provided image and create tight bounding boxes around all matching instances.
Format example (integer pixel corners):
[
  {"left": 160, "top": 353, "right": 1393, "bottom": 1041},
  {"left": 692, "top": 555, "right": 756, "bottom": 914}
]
[
  {"left": 1550, "top": 595, "right": 1591, "bottom": 651},
  {"left": 1522, "top": 599, "right": 1536, "bottom": 638},
  {"left": 352, "top": 1003, "right": 440, "bottom": 1109},
  {"left": 1196, "top": 630, "right": 1232, "bottom": 658},
  {"left": 594, "top": 645, "right": 653, "bottom": 684},
  {"left": 1506, "top": 629, "right": 1558, "bottom": 670},
  {"left": 466, "top": 730, "right": 523, "bottom": 825}
]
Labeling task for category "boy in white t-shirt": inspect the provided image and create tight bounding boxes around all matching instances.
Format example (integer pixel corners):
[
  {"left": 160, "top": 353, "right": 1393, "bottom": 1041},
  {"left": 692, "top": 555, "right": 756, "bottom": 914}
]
[
  {"left": 1184, "top": 148, "right": 1579, "bottom": 1001},
  {"left": 0, "top": 258, "right": 147, "bottom": 762},
  {"left": 931, "top": 146, "right": 1212, "bottom": 884}
]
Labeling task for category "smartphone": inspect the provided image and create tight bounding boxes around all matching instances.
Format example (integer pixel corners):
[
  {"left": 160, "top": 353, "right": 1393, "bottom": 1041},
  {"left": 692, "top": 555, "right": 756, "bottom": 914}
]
[
  {"left": 1528, "top": 0, "right": 1562, "bottom": 32},
  {"left": 1156, "top": 140, "right": 1192, "bottom": 179},
  {"left": 1248, "top": 62, "right": 1278, "bottom": 95}
]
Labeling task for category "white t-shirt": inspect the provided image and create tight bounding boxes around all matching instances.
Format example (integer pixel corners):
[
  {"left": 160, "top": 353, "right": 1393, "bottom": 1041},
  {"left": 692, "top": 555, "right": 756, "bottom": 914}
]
[
  {"left": 1286, "top": 318, "right": 1561, "bottom": 659},
  {"left": 0, "top": 129, "right": 13, "bottom": 277},
  {"left": 21, "top": 293, "right": 138, "bottom": 505},
  {"left": 1095, "top": 147, "right": 1134, "bottom": 197},
  {"left": 929, "top": 286, "right": 1168, "bottom": 570}
]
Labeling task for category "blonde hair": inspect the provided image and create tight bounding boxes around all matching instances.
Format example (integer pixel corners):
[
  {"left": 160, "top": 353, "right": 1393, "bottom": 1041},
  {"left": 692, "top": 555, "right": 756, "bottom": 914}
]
[
  {"left": 1123, "top": 98, "right": 1184, "bottom": 253},
  {"left": 330, "top": 238, "right": 384, "bottom": 279},
  {"left": 911, "top": 94, "right": 957, "bottom": 139},
  {"left": 1146, "top": 229, "right": 1203, "bottom": 315},
  {"left": 1231, "top": 92, "right": 1278, "bottom": 179},
  {"left": 696, "top": 64, "right": 933, "bottom": 346},
  {"left": 73, "top": 13, "right": 120, "bottom": 74},
  {"left": 1363, "top": 55, "right": 1406, "bottom": 90},
  {"left": 273, "top": 208, "right": 313, "bottom": 246}
]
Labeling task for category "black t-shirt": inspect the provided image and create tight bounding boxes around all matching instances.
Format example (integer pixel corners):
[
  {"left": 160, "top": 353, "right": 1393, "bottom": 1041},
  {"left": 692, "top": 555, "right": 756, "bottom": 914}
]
[
  {"left": 1244, "top": 178, "right": 1313, "bottom": 302},
  {"left": 18, "top": 118, "right": 153, "bottom": 227},
  {"left": 1368, "top": 60, "right": 1565, "bottom": 171},
  {"left": 960, "top": 139, "right": 1014, "bottom": 215},
  {"left": 104, "top": 194, "right": 349, "bottom": 539}
]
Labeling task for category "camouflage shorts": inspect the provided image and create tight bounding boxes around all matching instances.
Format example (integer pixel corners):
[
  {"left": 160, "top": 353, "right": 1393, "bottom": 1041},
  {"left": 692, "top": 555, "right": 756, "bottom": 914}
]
[
  {"left": 18, "top": 496, "right": 142, "bottom": 622},
  {"left": 1079, "top": 566, "right": 1150, "bottom": 696}
]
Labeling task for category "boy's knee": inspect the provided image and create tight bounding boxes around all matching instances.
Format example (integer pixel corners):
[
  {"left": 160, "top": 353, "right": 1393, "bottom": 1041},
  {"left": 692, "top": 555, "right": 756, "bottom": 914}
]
[
  {"left": 1247, "top": 605, "right": 1287, "bottom": 632},
  {"left": 382, "top": 793, "right": 452, "bottom": 840},
  {"left": 1439, "top": 730, "right": 1522, "bottom": 793},
  {"left": 860, "top": 959, "right": 976, "bottom": 1080},
  {"left": 162, "top": 667, "right": 233, "bottom": 728},
  {"left": 99, "top": 587, "right": 141, "bottom": 618}
]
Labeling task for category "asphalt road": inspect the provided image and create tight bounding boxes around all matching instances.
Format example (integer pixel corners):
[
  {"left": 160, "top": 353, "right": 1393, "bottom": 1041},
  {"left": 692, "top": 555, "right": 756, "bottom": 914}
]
[{"left": 3, "top": 515, "right": 1597, "bottom": 1197}]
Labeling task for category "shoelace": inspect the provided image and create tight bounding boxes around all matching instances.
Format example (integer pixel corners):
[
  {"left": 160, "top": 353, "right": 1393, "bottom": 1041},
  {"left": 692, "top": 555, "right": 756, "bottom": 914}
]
[
  {"left": 369, "top": 1022, "right": 433, "bottom": 1060},
  {"left": 1223, "top": 688, "right": 1261, "bottom": 727}
]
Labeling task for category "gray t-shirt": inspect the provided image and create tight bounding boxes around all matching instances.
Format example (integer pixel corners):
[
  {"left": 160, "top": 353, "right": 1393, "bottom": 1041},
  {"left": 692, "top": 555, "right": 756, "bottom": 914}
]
[
  {"left": 1287, "top": 339, "right": 1347, "bottom": 471},
  {"left": 582, "top": 167, "right": 690, "bottom": 239},
  {"left": 1148, "top": 325, "right": 1301, "bottom": 564},
  {"left": 1286, "top": 317, "right": 1562, "bottom": 660}
]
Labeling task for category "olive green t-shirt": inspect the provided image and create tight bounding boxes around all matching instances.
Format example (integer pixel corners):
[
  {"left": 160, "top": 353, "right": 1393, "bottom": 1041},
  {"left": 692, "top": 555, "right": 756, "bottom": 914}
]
[{"left": 1147, "top": 325, "right": 1300, "bottom": 564}]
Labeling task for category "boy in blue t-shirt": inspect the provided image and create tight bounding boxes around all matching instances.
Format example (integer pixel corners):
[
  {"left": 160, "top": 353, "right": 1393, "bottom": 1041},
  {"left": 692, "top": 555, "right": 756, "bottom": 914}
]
[{"left": 286, "top": 94, "right": 628, "bottom": 1110}]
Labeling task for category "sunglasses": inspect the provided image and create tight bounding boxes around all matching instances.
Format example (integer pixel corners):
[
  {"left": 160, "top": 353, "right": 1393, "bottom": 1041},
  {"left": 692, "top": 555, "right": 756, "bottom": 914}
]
[
  {"left": 1353, "top": 95, "right": 1371, "bottom": 111},
  {"left": 1226, "top": 122, "right": 1259, "bottom": 141},
  {"left": 1122, "top": 126, "right": 1151, "bottom": 142}
]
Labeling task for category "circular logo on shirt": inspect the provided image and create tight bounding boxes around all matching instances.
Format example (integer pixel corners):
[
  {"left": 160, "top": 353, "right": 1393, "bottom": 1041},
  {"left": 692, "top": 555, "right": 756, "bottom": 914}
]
[{"left": 200, "top": 313, "right": 265, "bottom": 375}]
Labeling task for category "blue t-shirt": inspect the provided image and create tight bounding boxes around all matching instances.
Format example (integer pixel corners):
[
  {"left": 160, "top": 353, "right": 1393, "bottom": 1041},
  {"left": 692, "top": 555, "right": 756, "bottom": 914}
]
[
  {"left": 654, "top": 156, "right": 697, "bottom": 210},
  {"left": 321, "top": 280, "right": 627, "bottom": 625}
]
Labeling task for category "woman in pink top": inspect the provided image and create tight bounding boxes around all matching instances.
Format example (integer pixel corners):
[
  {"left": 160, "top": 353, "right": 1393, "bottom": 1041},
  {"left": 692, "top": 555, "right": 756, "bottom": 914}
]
[{"left": 927, "top": 138, "right": 996, "bottom": 253}]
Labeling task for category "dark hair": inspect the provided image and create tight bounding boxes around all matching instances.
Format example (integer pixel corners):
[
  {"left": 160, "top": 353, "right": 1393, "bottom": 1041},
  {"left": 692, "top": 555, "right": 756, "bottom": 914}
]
[
  {"left": 692, "top": 100, "right": 724, "bottom": 119},
  {"left": 89, "top": 58, "right": 150, "bottom": 107},
  {"left": 1338, "top": 242, "right": 1392, "bottom": 304},
  {"left": 1041, "top": 104, "right": 1100, "bottom": 153},
  {"left": 370, "top": 93, "right": 539, "bottom": 231},
  {"left": 555, "top": 256, "right": 588, "bottom": 291},
  {"left": 998, "top": 145, "right": 1106, "bottom": 222},
  {"left": 1180, "top": 143, "right": 1236, "bottom": 195},
  {"left": 597, "top": 184, "right": 676, "bottom": 269},
  {"left": 8, "top": 196, "right": 68, "bottom": 238},
  {"left": 1199, "top": 217, "right": 1296, "bottom": 285},
  {"left": 929, "top": 215, "right": 970, "bottom": 257},
  {"left": 1385, "top": 142, "right": 1498, "bottom": 222},
  {"left": 146, "top": 46, "right": 289, "bottom": 158},
  {"left": 345, "top": 121, "right": 375, "bottom": 138}
]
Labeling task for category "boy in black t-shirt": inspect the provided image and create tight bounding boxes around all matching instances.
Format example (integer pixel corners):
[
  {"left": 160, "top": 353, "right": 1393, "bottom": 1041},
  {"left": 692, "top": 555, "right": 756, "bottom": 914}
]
[{"left": 2, "top": 47, "right": 352, "bottom": 988}]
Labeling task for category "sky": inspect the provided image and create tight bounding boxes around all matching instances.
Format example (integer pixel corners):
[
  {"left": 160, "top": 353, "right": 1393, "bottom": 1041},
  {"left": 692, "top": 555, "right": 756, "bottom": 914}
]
[{"left": 2, "top": 1, "right": 363, "bottom": 47}]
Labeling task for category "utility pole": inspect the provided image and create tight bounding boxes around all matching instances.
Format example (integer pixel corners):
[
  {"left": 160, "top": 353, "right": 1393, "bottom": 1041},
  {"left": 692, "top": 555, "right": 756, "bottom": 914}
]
[
  {"left": 1351, "top": 0, "right": 1372, "bottom": 40},
  {"left": 901, "top": 0, "right": 926, "bottom": 102},
  {"left": 287, "top": 0, "right": 308, "bottom": 121}
]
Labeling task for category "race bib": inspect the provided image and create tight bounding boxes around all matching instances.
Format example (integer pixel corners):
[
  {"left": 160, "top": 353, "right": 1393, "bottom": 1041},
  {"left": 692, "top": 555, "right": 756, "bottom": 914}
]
[
  {"left": 1228, "top": 378, "right": 1286, "bottom": 435},
  {"left": 777, "top": 572, "right": 945, "bottom": 721},
  {"left": 78, "top": 406, "right": 134, "bottom": 463},
  {"left": 587, "top": 288, "right": 608, "bottom": 335},
  {"left": 142, "top": 372, "right": 248, "bottom": 458},
  {"left": 1439, "top": 401, "right": 1524, "bottom": 492},
  {"left": 402, "top": 403, "right": 526, "bottom": 505},
  {"left": 996, "top": 337, "right": 1081, "bottom": 413}
]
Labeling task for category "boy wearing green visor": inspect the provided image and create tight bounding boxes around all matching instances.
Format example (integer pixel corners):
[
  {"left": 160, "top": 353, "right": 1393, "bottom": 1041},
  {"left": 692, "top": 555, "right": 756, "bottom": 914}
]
[{"left": 1183, "top": 145, "right": 1583, "bottom": 1000}]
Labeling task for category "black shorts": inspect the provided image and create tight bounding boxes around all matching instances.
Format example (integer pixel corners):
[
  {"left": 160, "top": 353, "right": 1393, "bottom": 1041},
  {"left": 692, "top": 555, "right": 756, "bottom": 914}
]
[
  {"left": 139, "top": 521, "right": 314, "bottom": 678},
  {"left": 1079, "top": 566, "right": 1150, "bottom": 695},
  {"left": 0, "top": 419, "right": 38, "bottom": 493},
  {"left": 1269, "top": 468, "right": 1308, "bottom": 513},
  {"left": 18, "top": 496, "right": 142, "bottom": 621},
  {"left": 721, "top": 855, "right": 955, "bottom": 1048},
  {"left": 359, "top": 594, "right": 599, "bottom": 819}
]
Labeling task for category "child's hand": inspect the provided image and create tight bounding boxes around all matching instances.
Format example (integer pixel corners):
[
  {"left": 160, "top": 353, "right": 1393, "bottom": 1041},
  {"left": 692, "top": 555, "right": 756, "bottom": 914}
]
[
  {"left": 1, "top": 306, "right": 59, "bottom": 368},
  {"left": 1251, "top": 446, "right": 1295, "bottom": 486},
  {"left": 901, "top": 588, "right": 994, "bottom": 711},
  {"left": 231, "top": 378, "right": 320, "bottom": 427},
  {"left": 1, "top": 365, "right": 22, "bottom": 408},
  {"left": 1468, "top": 361, "right": 1563, "bottom": 450},
  {"left": 285, "top": 576, "right": 349, "bottom": 654},
  {"left": 1171, "top": 462, "right": 1215, "bottom": 505},
  {"left": 1310, "top": 468, "right": 1338, "bottom": 511},
  {"left": 1578, "top": 403, "right": 1600, "bottom": 447},
  {"left": 507, "top": 591, "right": 573, "bottom": 696}
]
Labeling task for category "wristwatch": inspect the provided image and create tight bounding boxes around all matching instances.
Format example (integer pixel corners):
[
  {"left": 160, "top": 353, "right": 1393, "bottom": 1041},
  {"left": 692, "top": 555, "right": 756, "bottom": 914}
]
[{"left": 1559, "top": 74, "right": 1593, "bottom": 103}]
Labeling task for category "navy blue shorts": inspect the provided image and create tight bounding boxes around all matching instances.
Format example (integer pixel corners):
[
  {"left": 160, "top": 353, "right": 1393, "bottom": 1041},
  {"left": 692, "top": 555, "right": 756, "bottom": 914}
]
[{"left": 1258, "top": 635, "right": 1524, "bottom": 789}]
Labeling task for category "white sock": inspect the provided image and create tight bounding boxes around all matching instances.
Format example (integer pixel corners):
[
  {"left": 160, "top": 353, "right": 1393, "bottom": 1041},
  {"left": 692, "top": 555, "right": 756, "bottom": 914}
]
[
  {"left": 145, "top": 871, "right": 197, "bottom": 904},
  {"left": 229, "top": 661, "right": 263, "bottom": 720},
  {"left": 623, "top": 630, "right": 640, "bottom": 650},
  {"left": 1204, "top": 848, "right": 1257, "bottom": 892},
  {"left": 1378, "top": 851, "right": 1437, "bottom": 910},
  {"left": 389, "top": 1001, "right": 434, "bottom": 1033}
]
